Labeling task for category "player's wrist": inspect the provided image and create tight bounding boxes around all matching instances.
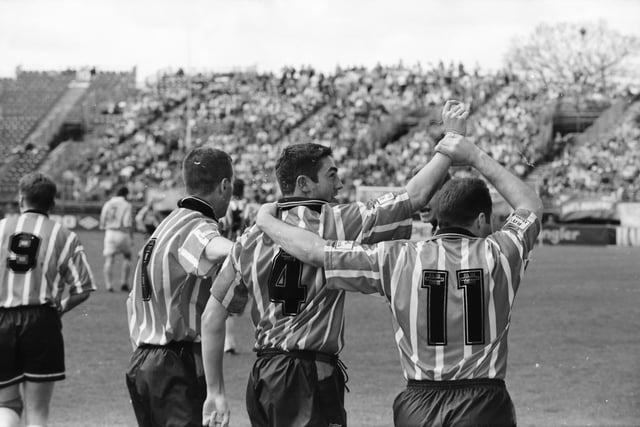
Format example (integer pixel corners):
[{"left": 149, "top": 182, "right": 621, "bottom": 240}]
[{"left": 444, "top": 130, "right": 464, "bottom": 138}]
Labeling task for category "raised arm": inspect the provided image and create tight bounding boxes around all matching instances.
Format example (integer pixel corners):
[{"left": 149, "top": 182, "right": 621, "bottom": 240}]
[
  {"left": 255, "top": 204, "right": 326, "bottom": 267},
  {"left": 435, "top": 138, "right": 543, "bottom": 218},
  {"left": 405, "top": 100, "right": 470, "bottom": 212}
]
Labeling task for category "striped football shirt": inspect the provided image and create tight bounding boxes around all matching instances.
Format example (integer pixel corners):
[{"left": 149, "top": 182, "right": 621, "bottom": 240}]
[
  {"left": 210, "top": 191, "right": 413, "bottom": 355},
  {"left": 0, "top": 210, "right": 96, "bottom": 308},
  {"left": 324, "top": 209, "right": 541, "bottom": 380},
  {"left": 100, "top": 196, "right": 132, "bottom": 231},
  {"left": 127, "top": 197, "right": 224, "bottom": 347}
]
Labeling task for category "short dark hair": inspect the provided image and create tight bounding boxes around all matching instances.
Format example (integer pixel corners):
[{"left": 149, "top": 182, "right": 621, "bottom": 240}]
[
  {"left": 116, "top": 186, "right": 129, "bottom": 197},
  {"left": 275, "top": 143, "right": 333, "bottom": 196},
  {"left": 182, "top": 146, "right": 233, "bottom": 196},
  {"left": 435, "top": 178, "right": 492, "bottom": 227},
  {"left": 19, "top": 172, "right": 57, "bottom": 212},
  {"left": 232, "top": 178, "right": 245, "bottom": 198}
]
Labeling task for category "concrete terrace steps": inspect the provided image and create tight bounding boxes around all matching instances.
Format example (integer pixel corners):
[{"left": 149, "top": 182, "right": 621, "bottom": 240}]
[{"left": 0, "top": 81, "right": 89, "bottom": 199}]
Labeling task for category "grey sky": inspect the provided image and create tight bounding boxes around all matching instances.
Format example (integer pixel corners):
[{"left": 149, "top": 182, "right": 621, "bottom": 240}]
[{"left": 1, "top": 0, "right": 639, "bottom": 81}]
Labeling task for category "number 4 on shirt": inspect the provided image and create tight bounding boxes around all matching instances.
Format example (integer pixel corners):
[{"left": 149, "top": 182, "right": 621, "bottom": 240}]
[{"left": 267, "top": 250, "right": 308, "bottom": 316}]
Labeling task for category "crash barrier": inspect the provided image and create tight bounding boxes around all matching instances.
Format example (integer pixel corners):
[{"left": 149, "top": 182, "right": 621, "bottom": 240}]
[{"left": 412, "top": 222, "right": 640, "bottom": 247}]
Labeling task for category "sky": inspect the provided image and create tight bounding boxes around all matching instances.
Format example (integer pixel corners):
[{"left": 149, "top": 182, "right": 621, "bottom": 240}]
[{"left": 1, "top": 0, "right": 639, "bottom": 83}]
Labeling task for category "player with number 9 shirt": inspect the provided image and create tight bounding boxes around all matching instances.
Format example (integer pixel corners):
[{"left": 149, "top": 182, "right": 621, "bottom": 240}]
[{"left": 0, "top": 172, "right": 95, "bottom": 427}]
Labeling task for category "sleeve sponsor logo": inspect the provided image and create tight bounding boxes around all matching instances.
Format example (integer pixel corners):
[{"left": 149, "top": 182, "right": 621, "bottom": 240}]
[
  {"left": 375, "top": 193, "right": 395, "bottom": 206},
  {"left": 505, "top": 214, "right": 532, "bottom": 232}
]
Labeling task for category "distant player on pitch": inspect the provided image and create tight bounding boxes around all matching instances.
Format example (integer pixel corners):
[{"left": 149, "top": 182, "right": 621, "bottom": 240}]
[
  {"left": 99, "top": 186, "right": 133, "bottom": 292},
  {"left": 200, "top": 101, "right": 470, "bottom": 427},
  {"left": 0, "top": 173, "right": 95, "bottom": 427},
  {"left": 256, "top": 135, "right": 543, "bottom": 426}
]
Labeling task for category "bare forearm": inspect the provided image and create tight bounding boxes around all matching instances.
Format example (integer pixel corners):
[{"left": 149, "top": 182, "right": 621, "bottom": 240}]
[
  {"left": 204, "top": 236, "right": 233, "bottom": 263},
  {"left": 405, "top": 151, "right": 452, "bottom": 212},
  {"left": 256, "top": 214, "right": 325, "bottom": 267},
  {"left": 472, "top": 151, "right": 543, "bottom": 217},
  {"left": 202, "top": 301, "right": 228, "bottom": 394},
  {"left": 60, "top": 291, "right": 90, "bottom": 315}
]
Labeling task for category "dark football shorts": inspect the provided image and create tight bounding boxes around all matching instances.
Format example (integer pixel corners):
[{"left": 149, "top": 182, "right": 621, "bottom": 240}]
[
  {"left": 0, "top": 305, "right": 65, "bottom": 387},
  {"left": 246, "top": 349, "right": 348, "bottom": 427},
  {"left": 125, "top": 342, "right": 206, "bottom": 427},
  {"left": 393, "top": 378, "right": 516, "bottom": 427}
]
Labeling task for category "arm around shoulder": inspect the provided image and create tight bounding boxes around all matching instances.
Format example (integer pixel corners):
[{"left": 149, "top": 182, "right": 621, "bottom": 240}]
[
  {"left": 204, "top": 236, "right": 234, "bottom": 264},
  {"left": 255, "top": 203, "right": 326, "bottom": 267}
]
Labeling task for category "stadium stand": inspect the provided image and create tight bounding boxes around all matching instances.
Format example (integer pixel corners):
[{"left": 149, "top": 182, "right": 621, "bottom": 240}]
[
  {"left": 2, "top": 64, "right": 638, "bottom": 209},
  {"left": 537, "top": 97, "right": 640, "bottom": 205},
  {"left": 0, "top": 69, "right": 136, "bottom": 200}
]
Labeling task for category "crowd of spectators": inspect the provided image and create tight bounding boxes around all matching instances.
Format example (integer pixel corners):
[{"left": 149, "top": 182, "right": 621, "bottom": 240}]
[
  {"left": 49, "top": 63, "right": 639, "bottom": 206},
  {"left": 56, "top": 63, "right": 512, "bottom": 203},
  {"left": 538, "top": 100, "right": 640, "bottom": 204}
]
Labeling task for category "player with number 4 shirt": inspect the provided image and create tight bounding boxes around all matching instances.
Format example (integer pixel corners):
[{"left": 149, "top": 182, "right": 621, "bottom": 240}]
[{"left": 256, "top": 134, "right": 543, "bottom": 426}]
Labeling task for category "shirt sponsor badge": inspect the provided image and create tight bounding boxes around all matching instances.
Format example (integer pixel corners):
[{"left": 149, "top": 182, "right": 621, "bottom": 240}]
[
  {"left": 421, "top": 270, "right": 448, "bottom": 288},
  {"left": 505, "top": 213, "right": 532, "bottom": 232}
]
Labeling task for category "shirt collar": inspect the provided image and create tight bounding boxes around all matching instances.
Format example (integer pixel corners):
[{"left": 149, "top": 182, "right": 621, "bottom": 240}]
[
  {"left": 434, "top": 226, "right": 477, "bottom": 238},
  {"left": 178, "top": 196, "right": 218, "bottom": 220},
  {"left": 23, "top": 209, "right": 49, "bottom": 217},
  {"left": 277, "top": 196, "right": 327, "bottom": 214}
]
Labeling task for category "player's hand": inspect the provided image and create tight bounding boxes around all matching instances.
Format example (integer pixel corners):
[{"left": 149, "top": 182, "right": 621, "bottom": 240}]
[
  {"left": 202, "top": 392, "right": 230, "bottom": 427},
  {"left": 442, "top": 100, "right": 469, "bottom": 136},
  {"left": 54, "top": 291, "right": 64, "bottom": 317},
  {"left": 435, "top": 133, "right": 480, "bottom": 166}
]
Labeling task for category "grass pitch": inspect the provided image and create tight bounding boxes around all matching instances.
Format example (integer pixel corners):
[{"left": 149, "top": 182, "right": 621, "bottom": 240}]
[{"left": 47, "top": 232, "right": 640, "bottom": 426}]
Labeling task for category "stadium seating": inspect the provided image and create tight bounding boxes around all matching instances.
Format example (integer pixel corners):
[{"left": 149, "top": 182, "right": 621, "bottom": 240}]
[
  {"left": 3, "top": 65, "right": 638, "bottom": 205},
  {"left": 537, "top": 99, "right": 640, "bottom": 205}
]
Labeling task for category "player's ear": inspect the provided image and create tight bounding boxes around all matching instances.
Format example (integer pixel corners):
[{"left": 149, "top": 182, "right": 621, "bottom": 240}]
[
  {"left": 477, "top": 212, "right": 486, "bottom": 226},
  {"left": 219, "top": 177, "right": 230, "bottom": 194},
  {"left": 295, "top": 175, "right": 308, "bottom": 192}
]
